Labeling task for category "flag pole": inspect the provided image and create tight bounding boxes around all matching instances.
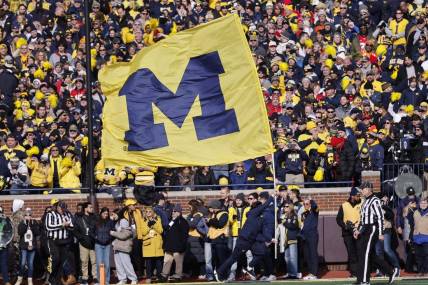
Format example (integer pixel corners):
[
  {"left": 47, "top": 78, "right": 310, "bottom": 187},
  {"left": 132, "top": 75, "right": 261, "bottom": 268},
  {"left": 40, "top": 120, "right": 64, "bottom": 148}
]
[
  {"left": 272, "top": 152, "right": 278, "bottom": 260},
  {"left": 84, "top": 0, "right": 97, "bottom": 210}
]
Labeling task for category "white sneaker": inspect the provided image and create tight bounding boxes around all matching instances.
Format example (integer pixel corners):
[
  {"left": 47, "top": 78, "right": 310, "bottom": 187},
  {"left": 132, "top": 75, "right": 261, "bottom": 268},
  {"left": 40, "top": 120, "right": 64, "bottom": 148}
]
[
  {"left": 265, "top": 275, "right": 277, "bottom": 281},
  {"left": 259, "top": 276, "right": 268, "bottom": 281},
  {"left": 297, "top": 272, "right": 303, "bottom": 279},
  {"left": 131, "top": 281, "right": 138, "bottom": 285},
  {"left": 15, "top": 276, "right": 23, "bottom": 285},
  {"left": 28, "top": 278, "right": 33, "bottom": 285},
  {"left": 280, "top": 274, "right": 289, "bottom": 279},
  {"left": 303, "top": 274, "right": 318, "bottom": 280},
  {"left": 116, "top": 281, "right": 125, "bottom": 285}
]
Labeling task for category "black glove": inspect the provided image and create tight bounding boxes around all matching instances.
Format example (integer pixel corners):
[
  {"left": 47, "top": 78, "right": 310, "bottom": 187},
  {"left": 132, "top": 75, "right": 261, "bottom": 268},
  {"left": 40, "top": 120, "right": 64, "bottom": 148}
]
[{"left": 147, "top": 220, "right": 156, "bottom": 227}]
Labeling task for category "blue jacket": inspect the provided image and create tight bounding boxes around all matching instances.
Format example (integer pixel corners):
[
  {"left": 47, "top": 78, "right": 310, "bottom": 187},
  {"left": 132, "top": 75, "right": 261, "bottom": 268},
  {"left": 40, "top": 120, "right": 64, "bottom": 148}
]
[
  {"left": 229, "top": 171, "right": 248, "bottom": 190},
  {"left": 256, "top": 202, "right": 275, "bottom": 243},
  {"left": 369, "top": 143, "right": 384, "bottom": 171},
  {"left": 301, "top": 200, "right": 319, "bottom": 239},
  {"left": 238, "top": 197, "right": 273, "bottom": 243},
  {"left": 153, "top": 205, "right": 170, "bottom": 229}
]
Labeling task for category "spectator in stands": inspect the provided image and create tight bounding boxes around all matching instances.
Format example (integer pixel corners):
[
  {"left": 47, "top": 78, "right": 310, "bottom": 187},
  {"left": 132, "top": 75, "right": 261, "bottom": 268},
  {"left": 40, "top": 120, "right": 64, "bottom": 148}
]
[
  {"left": 229, "top": 162, "right": 247, "bottom": 190},
  {"left": 246, "top": 157, "right": 273, "bottom": 189},
  {"left": 8, "top": 156, "right": 29, "bottom": 193},
  {"left": 193, "top": 166, "right": 216, "bottom": 190}
]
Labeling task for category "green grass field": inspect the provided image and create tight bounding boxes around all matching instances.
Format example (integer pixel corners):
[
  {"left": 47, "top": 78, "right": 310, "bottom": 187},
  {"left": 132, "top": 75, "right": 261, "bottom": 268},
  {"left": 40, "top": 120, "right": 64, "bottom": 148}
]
[{"left": 165, "top": 278, "right": 428, "bottom": 285}]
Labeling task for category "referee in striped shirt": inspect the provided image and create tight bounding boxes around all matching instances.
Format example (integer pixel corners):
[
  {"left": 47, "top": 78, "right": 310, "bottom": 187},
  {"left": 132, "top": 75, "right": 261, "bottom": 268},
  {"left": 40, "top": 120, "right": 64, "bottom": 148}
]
[
  {"left": 353, "top": 181, "right": 399, "bottom": 285},
  {"left": 45, "top": 201, "right": 74, "bottom": 285}
]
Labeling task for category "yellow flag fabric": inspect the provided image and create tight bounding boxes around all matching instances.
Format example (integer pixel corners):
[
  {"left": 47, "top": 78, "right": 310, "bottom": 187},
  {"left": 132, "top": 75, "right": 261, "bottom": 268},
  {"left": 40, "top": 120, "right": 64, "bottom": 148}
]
[{"left": 99, "top": 14, "right": 274, "bottom": 168}]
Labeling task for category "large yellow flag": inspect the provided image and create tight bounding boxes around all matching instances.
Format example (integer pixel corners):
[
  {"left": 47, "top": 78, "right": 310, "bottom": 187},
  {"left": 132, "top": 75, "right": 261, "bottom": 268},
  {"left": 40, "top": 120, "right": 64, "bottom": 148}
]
[{"left": 99, "top": 14, "right": 274, "bottom": 168}]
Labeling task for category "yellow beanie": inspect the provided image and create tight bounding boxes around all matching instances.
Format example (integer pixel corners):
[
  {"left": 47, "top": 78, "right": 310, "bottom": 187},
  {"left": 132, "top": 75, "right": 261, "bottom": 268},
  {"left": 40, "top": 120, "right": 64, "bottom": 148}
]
[
  {"left": 325, "top": 58, "right": 334, "bottom": 69},
  {"left": 306, "top": 121, "right": 317, "bottom": 130}
]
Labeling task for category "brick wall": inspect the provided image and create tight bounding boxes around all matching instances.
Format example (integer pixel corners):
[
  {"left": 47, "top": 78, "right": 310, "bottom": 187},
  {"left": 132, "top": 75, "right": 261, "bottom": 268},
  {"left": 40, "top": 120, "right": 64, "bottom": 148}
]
[
  {"left": 361, "top": 171, "right": 381, "bottom": 192},
  {"left": 0, "top": 187, "right": 355, "bottom": 217},
  {"left": 0, "top": 169, "right": 384, "bottom": 216}
]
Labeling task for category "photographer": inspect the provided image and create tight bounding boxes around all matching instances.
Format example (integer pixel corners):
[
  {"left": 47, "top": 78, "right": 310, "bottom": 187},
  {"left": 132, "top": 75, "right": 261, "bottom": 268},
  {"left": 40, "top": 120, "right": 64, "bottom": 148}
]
[
  {"left": 8, "top": 157, "right": 29, "bottom": 194},
  {"left": 277, "top": 139, "right": 308, "bottom": 186},
  {"left": 336, "top": 187, "right": 361, "bottom": 278},
  {"left": 16, "top": 208, "right": 40, "bottom": 285},
  {"left": 59, "top": 146, "right": 81, "bottom": 193},
  {"left": 26, "top": 154, "right": 50, "bottom": 191}
]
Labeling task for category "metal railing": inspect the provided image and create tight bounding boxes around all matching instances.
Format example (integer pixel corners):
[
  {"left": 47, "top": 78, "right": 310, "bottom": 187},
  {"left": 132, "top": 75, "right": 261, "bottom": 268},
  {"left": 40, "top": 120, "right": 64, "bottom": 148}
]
[
  {"left": 382, "top": 163, "right": 427, "bottom": 207},
  {"left": 0, "top": 180, "right": 353, "bottom": 195}
]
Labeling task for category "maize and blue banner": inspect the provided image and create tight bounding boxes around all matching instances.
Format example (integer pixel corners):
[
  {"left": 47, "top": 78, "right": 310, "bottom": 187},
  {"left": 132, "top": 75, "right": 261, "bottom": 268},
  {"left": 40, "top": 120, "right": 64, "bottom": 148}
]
[{"left": 99, "top": 14, "right": 274, "bottom": 168}]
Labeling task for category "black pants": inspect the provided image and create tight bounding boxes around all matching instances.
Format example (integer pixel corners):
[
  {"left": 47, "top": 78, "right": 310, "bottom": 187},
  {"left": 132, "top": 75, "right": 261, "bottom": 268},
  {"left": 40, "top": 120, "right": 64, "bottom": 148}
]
[
  {"left": 217, "top": 239, "right": 251, "bottom": 279},
  {"left": 212, "top": 237, "right": 229, "bottom": 271},
  {"left": 145, "top": 257, "right": 163, "bottom": 279},
  {"left": 415, "top": 243, "right": 428, "bottom": 273},
  {"left": 250, "top": 242, "right": 273, "bottom": 276},
  {"left": 131, "top": 239, "right": 144, "bottom": 277},
  {"left": 343, "top": 234, "right": 358, "bottom": 276},
  {"left": 48, "top": 239, "right": 73, "bottom": 285},
  {"left": 303, "top": 235, "right": 319, "bottom": 276},
  {"left": 356, "top": 226, "right": 392, "bottom": 284}
]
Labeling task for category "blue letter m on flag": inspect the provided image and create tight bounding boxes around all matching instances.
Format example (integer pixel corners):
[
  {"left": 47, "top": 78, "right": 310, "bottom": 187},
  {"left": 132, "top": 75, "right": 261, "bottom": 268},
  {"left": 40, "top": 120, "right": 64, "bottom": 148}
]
[{"left": 119, "top": 51, "right": 240, "bottom": 151}]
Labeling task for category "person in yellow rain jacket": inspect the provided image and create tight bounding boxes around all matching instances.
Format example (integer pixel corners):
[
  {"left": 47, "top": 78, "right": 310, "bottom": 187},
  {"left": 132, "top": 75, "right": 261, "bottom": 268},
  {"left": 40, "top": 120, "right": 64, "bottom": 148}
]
[
  {"left": 46, "top": 146, "right": 62, "bottom": 190},
  {"left": 141, "top": 207, "right": 164, "bottom": 281},
  {"left": 123, "top": 198, "right": 145, "bottom": 277},
  {"left": 26, "top": 154, "right": 50, "bottom": 190},
  {"left": 227, "top": 193, "right": 251, "bottom": 281},
  {"left": 58, "top": 147, "right": 81, "bottom": 193}
]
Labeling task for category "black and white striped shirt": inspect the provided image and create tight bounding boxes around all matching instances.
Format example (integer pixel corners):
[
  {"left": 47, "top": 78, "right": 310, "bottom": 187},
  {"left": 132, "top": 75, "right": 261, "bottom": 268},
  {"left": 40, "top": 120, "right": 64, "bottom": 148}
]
[
  {"left": 359, "top": 194, "right": 385, "bottom": 236},
  {"left": 45, "top": 210, "right": 74, "bottom": 240}
]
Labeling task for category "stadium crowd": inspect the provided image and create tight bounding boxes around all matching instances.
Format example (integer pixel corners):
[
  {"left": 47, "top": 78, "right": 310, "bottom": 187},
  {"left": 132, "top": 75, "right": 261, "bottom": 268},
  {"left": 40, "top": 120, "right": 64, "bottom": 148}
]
[{"left": 0, "top": 0, "right": 427, "bottom": 192}]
